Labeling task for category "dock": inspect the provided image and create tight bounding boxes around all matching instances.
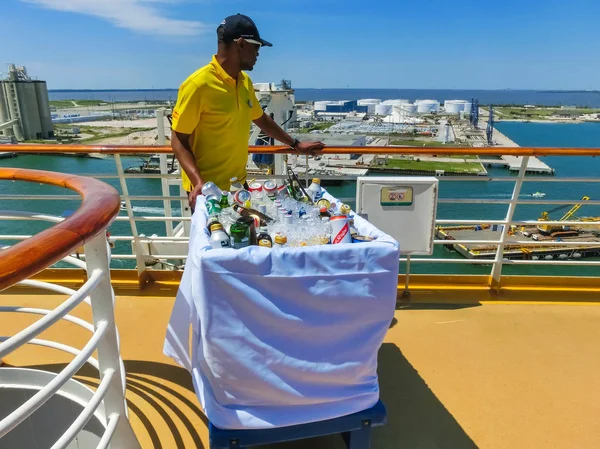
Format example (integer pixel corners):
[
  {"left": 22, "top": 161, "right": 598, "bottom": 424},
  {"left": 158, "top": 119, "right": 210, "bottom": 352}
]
[
  {"left": 479, "top": 119, "right": 555, "bottom": 174},
  {"left": 501, "top": 155, "right": 554, "bottom": 174},
  {"left": 437, "top": 225, "right": 600, "bottom": 260}
]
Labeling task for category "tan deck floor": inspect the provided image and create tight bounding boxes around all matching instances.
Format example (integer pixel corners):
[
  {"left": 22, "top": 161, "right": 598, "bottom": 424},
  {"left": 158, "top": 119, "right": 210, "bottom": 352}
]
[{"left": 2, "top": 290, "right": 600, "bottom": 449}]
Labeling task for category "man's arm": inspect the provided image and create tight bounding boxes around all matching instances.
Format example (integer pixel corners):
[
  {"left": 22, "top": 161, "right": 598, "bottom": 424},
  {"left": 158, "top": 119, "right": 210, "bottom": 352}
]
[
  {"left": 253, "top": 114, "right": 325, "bottom": 154},
  {"left": 171, "top": 130, "right": 204, "bottom": 208}
]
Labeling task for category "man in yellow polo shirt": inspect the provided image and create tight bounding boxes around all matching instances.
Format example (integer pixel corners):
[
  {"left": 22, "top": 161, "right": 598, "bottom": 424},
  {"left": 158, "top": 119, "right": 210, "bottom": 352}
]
[{"left": 171, "top": 14, "right": 324, "bottom": 210}]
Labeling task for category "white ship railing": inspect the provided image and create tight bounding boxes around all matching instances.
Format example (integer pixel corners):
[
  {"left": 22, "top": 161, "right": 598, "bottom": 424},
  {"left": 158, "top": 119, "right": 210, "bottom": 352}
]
[
  {"left": 1, "top": 145, "right": 600, "bottom": 291},
  {"left": 0, "top": 169, "right": 140, "bottom": 449}
]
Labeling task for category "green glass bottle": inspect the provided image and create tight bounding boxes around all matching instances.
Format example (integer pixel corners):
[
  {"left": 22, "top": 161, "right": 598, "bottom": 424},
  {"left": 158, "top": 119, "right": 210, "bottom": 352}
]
[{"left": 230, "top": 221, "right": 250, "bottom": 249}]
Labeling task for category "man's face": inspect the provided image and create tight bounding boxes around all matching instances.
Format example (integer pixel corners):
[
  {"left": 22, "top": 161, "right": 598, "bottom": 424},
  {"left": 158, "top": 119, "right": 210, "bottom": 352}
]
[{"left": 237, "top": 39, "right": 260, "bottom": 71}]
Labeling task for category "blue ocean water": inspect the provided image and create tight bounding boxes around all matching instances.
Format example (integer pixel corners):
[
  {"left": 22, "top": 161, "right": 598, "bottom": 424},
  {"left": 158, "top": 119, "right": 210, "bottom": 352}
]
[{"left": 49, "top": 89, "right": 600, "bottom": 108}]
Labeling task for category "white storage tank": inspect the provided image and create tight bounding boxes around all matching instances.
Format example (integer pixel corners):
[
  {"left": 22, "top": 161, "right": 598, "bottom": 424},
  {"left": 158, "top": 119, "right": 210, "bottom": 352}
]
[
  {"left": 382, "top": 99, "right": 409, "bottom": 106},
  {"left": 364, "top": 104, "right": 376, "bottom": 113},
  {"left": 416, "top": 100, "right": 440, "bottom": 114},
  {"left": 314, "top": 101, "right": 329, "bottom": 112},
  {"left": 398, "top": 103, "right": 418, "bottom": 115},
  {"left": 357, "top": 99, "right": 381, "bottom": 105},
  {"left": 444, "top": 102, "right": 463, "bottom": 114},
  {"left": 375, "top": 104, "right": 393, "bottom": 116},
  {"left": 444, "top": 100, "right": 470, "bottom": 115},
  {"left": 463, "top": 102, "right": 472, "bottom": 114}
]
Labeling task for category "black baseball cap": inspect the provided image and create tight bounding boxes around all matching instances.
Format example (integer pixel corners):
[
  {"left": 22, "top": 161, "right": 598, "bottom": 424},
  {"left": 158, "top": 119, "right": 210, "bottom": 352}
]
[{"left": 217, "top": 14, "right": 273, "bottom": 47}]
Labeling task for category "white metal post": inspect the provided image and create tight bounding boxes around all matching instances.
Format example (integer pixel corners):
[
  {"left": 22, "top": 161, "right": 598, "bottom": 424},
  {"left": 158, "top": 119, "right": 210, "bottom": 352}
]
[
  {"left": 156, "top": 108, "right": 174, "bottom": 237},
  {"left": 114, "top": 154, "right": 147, "bottom": 279},
  {"left": 83, "top": 234, "right": 141, "bottom": 449},
  {"left": 490, "top": 156, "right": 530, "bottom": 286},
  {"left": 403, "top": 255, "right": 411, "bottom": 297}
]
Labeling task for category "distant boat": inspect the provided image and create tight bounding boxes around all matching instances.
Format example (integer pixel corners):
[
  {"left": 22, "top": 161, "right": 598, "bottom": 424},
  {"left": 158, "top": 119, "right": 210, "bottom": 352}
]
[{"left": 532, "top": 192, "right": 546, "bottom": 198}]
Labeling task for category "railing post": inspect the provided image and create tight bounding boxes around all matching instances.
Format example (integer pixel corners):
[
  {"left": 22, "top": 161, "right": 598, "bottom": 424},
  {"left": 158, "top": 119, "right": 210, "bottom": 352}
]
[
  {"left": 157, "top": 108, "right": 174, "bottom": 237},
  {"left": 83, "top": 233, "right": 141, "bottom": 449},
  {"left": 490, "top": 156, "right": 529, "bottom": 290},
  {"left": 403, "top": 255, "right": 411, "bottom": 297},
  {"left": 114, "top": 154, "right": 148, "bottom": 286}
]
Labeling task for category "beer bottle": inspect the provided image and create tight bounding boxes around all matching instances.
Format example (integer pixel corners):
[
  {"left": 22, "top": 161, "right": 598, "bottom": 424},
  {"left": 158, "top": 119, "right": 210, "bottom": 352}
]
[
  {"left": 257, "top": 227, "right": 273, "bottom": 248},
  {"left": 230, "top": 221, "right": 250, "bottom": 249},
  {"left": 232, "top": 204, "right": 274, "bottom": 225}
]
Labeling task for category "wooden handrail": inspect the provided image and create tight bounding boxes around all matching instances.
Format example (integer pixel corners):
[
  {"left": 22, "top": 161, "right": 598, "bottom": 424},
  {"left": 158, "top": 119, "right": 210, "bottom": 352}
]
[
  {"left": 2, "top": 143, "right": 600, "bottom": 156},
  {"left": 0, "top": 168, "right": 120, "bottom": 291}
]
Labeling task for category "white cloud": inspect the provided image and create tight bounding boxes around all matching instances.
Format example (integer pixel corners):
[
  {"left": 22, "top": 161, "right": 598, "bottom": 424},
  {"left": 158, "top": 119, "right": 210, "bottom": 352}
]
[{"left": 23, "top": 0, "right": 206, "bottom": 36}]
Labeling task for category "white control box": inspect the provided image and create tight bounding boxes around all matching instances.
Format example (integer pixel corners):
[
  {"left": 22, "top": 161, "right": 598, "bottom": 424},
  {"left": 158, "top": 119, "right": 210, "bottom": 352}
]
[{"left": 356, "top": 177, "right": 439, "bottom": 256}]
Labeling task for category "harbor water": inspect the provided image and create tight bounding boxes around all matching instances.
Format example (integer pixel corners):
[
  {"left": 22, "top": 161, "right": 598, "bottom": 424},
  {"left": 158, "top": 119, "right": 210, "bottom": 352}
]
[
  {"left": 49, "top": 89, "right": 600, "bottom": 108},
  {"left": 2, "top": 122, "right": 600, "bottom": 275}
]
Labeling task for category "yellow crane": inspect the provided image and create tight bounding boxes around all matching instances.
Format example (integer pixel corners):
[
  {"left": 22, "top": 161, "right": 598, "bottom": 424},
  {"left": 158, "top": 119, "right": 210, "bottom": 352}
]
[{"left": 537, "top": 196, "right": 590, "bottom": 235}]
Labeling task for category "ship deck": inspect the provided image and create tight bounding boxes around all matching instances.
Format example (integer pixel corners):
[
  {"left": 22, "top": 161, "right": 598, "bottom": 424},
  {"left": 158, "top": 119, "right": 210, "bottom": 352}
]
[{"left": 2, "top": 278, "right": 600, "bottom": 449}]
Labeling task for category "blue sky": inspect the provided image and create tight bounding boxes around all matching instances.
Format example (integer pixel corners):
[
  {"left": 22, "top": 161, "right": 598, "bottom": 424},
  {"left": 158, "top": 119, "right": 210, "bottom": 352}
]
[{"left": 3, "top": 0, "right": 600, "bottom": 90}]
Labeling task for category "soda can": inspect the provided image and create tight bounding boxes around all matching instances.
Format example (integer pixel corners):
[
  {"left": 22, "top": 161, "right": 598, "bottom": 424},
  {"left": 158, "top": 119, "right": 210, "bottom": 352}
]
[
  {"left": 263, "top": 179, "right": 277, "bottom": 196},
  {"left": 317, "top": 198, "right": 331, "bottom": 210},
  {"left": 248, "top": 181, "right": 263, "bottom": 193},
  {"left": 233, "top": 189, "right": 251, "bottom": 206},
  {"left": 352, "top": 235, "right": 375, "bottom": 243},
  {"left": 206, "top": 198, "right": 221, "bottom": 216},
  {"left": 201, "top": 181, "right": 223, "bottom": 199},
  {"left": 229, "top": 177, "right": 243, "bottom": 192},
  {"left": 277, "top": 185, "right": 289, "bottom": 198},
  {"left": 330, "top": 215, "right": 352, "bottom": 244}
]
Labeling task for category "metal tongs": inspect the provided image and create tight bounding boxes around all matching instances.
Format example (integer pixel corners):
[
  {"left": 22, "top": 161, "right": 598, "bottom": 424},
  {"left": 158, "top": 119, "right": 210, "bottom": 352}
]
[{"left": 286, "top": 166, "right": 314, "bottom": 205}]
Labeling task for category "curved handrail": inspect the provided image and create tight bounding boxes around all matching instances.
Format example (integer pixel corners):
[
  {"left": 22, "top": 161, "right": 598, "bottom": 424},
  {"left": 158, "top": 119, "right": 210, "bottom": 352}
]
[
  {"left": 2, "top": 143, "right": 600, "bottom": 156},
  {"left": 0, "top": 168, "right": 120, "bottom": 291}
]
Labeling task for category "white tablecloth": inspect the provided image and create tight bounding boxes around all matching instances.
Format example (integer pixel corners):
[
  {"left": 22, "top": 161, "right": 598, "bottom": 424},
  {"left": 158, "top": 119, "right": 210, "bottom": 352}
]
[{"left": 163, "top": 192, "right": 399, "bottom": 429}]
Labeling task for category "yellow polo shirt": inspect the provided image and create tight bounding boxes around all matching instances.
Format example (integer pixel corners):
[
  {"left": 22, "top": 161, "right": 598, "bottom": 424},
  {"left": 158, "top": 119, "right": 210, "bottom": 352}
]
[{"left": 171, "top": 55, "right": 264, "bottom": 191}]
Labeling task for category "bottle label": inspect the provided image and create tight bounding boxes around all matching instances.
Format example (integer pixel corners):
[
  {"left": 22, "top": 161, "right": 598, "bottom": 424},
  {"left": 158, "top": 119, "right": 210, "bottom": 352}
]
[
  {"left": 333, "top": 223, "right": 349, "bottom": 244},
  {"left": 232, "top": 237, "right": 249, "bottom": 249}
]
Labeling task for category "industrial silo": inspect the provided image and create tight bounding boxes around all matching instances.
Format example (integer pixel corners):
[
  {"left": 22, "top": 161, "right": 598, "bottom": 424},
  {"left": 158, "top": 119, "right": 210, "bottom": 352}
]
[
  {"left": 0, "top": 83, "right": 9, "bottom": 135},
  {"left": 34, "top": 81, "right": 53, "bottom": 138},
  {"left": 16, "top": 82, "right": 43, "bottom": 140},
  {"left": 375, "top": 104, "right": 393, "bottom": 116},
  {"left": 416, "top": 100, "right": 440, "bottom": 114}
]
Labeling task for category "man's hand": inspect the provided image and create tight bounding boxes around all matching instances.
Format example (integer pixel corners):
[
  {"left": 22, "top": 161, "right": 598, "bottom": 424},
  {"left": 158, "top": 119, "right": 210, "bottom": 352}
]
[
  {"left": 188, "top": 183, "right": 204, "bottom": 211},
  {"left": 296, "top": 141, "right": 325, "bottom": 155}
]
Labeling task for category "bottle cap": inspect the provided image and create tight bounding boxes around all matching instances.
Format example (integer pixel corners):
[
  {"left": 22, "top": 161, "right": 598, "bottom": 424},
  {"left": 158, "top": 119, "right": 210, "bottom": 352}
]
[
  {"left": 275, "top": 234, "right": 288, "bottom": 244},
  {"left": 210, "top": 223, "right": 223, "bottom": 232},
  {"left": 312, "top": 178, "right": 321, "bottom": 184}
]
